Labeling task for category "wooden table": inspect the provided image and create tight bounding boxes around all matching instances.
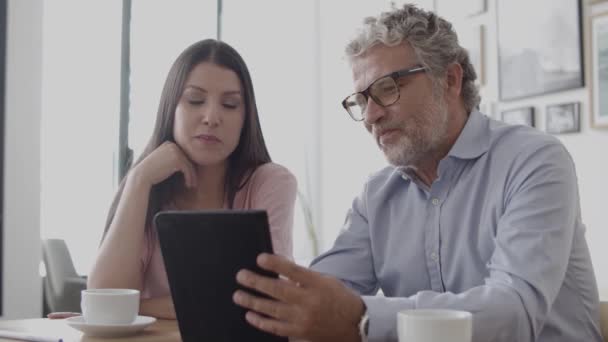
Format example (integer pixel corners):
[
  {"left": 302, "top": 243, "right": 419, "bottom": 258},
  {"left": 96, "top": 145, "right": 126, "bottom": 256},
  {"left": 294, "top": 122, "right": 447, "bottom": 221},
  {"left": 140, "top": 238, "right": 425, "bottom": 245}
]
[{"left": 0, "top": 319, "right": 181, "bottom": 342}]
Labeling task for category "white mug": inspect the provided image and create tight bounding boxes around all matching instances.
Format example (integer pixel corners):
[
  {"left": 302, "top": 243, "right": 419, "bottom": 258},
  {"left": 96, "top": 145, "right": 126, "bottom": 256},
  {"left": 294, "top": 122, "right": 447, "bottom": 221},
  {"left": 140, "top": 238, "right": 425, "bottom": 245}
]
[
  {"left": 397, "top": 309, "right": 472, "bottom": 342},
  {"left": 81, "top": 289, "right": 140, "bottom": 325}
]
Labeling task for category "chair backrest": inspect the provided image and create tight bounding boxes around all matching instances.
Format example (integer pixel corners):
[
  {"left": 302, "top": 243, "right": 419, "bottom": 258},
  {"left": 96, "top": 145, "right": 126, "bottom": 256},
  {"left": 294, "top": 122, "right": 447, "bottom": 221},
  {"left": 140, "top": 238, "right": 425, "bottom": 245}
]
[
  {"left": 601, "top": 301, "right": 608, "bottom": 342},
  {"left": 42, "top": 239, "right": 79, "bottom": 293}
]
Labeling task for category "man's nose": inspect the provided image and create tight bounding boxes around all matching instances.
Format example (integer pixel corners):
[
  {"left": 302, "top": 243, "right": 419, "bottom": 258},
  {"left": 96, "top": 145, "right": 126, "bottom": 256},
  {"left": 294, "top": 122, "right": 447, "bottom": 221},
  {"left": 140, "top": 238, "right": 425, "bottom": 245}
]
[{"left": 363, "top": 97, "right": 385, "bottom": 125}]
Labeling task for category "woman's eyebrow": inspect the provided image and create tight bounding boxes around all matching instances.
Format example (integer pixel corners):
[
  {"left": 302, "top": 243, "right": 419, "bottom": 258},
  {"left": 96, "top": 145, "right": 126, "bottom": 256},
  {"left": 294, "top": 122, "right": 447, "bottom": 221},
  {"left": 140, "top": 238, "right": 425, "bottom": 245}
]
[
  {"left": 184, "top": 85, "right": 206, "bottom": 92},
  {"left": 184, "top": 85, "right": 241, "bottom": 96}
]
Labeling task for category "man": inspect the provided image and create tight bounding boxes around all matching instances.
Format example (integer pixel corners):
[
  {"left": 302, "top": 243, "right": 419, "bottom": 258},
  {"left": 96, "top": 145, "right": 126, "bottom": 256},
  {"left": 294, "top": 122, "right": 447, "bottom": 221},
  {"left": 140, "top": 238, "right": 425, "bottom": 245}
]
[{"left": 233, "top": 4, "right": 602, "bottom": 342}]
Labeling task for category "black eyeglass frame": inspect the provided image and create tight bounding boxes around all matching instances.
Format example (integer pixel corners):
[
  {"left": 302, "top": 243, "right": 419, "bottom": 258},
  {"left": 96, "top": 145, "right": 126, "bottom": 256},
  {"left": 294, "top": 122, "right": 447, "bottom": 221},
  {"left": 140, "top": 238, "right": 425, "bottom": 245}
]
[{"left": 341, "top": 65, "right": 427, "bottom": 121}]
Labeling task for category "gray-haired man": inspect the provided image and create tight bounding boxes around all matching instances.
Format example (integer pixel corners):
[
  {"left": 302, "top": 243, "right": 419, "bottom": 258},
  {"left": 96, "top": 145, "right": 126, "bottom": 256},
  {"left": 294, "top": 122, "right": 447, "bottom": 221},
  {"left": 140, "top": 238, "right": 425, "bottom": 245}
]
[{"left": 233, "top": 4, "right": 602, "bottom": 341}]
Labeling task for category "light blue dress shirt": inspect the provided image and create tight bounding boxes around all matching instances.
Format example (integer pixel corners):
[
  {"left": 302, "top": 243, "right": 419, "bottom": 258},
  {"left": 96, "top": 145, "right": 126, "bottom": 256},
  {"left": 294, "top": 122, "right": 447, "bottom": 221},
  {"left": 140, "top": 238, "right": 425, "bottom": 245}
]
[{"left": 310, "top": 111, "right": 602, "bottom": 342}]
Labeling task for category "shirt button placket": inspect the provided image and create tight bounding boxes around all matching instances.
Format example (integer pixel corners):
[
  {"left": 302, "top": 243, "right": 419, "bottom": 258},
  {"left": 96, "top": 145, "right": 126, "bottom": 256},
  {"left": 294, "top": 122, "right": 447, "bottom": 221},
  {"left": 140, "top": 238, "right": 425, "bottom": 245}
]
[{"left": 428, "top": 195, "right": 443, "bottom": 291}]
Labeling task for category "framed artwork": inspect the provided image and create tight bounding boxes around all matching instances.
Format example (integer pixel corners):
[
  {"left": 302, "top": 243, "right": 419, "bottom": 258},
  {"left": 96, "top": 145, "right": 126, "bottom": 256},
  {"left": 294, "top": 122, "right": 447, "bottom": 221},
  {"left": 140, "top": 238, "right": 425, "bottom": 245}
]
[
  {"left": 546, "top": 102, "right": 581, "bottom": 134},
  {"left": 501, "top": 107, "right": 535, "bottom": 127},
  {"left": 590, "top": 11, "right": 608, "bottom": 128},
  {"left": 497, "top": 0, "right": 584, "bottom": 101}
]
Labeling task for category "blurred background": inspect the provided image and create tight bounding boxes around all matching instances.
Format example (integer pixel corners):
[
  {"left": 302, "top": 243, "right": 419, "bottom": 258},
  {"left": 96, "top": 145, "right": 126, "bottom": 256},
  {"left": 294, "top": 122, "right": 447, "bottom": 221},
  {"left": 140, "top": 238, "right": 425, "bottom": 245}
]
[{"left": 2, "top": 0, "right": 607, "bottom": 318}]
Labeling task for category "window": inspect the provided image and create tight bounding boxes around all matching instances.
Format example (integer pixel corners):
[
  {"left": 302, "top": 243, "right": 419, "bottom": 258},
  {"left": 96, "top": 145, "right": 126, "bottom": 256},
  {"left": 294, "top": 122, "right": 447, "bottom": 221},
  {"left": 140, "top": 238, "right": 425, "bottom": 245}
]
[
  {"left": 128, "top": 0, "right": 217, "bottom": 160},
  {"left": 41, "top": 0, "right": 218, "bottom": 276},
  {"left": 222, "top": 0, "right": 321, "bottom": 264},
  {"left": 41, "top": 1, "right": 122, "bottom": 274}
]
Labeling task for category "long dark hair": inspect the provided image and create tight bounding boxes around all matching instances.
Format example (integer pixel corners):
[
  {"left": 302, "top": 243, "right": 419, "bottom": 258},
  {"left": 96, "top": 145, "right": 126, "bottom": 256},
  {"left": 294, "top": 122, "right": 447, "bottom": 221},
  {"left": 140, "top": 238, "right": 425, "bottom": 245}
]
[{"left": 102, "top": 39, "right": 271, "bottom": 239}]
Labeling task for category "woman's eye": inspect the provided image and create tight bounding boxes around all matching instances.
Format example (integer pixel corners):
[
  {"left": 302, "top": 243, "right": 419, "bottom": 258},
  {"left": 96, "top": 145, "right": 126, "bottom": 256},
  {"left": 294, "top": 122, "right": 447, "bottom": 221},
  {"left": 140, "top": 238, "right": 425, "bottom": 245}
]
[
  {"left": 188, "top": 99, "right": 205, "bottom": 105},
  {"left": 223, "top": 102, "right": 239, "bottom": 109}
]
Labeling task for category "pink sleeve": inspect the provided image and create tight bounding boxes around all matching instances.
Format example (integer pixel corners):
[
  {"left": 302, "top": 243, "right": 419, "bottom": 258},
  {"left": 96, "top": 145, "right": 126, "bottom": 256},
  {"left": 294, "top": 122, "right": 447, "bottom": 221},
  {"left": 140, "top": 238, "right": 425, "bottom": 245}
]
[{"left": 249, "top": 164, "right": 297, "bottom": 259}]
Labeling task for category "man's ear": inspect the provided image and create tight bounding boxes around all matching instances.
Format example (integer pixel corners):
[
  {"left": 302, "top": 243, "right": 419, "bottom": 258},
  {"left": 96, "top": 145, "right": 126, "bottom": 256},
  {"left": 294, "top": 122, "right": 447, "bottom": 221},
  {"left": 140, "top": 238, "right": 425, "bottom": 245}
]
[{"left": 446, "top": 62, "right": 463, "bottom": 97}]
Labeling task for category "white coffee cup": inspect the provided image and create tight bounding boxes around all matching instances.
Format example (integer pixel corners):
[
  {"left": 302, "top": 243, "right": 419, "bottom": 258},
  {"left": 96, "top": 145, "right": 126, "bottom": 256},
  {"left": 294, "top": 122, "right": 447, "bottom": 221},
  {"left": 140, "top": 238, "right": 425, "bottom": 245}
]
[
  {"left": 397, "top": 309, "right": 472, "bottom": 342},
  {"left": 81, "top": 289, "right": 140, "bottom": 325}
]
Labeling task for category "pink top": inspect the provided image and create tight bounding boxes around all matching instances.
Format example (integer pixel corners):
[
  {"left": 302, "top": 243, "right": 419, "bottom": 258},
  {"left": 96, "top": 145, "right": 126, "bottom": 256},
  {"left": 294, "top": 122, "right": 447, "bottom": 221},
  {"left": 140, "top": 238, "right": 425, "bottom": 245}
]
[{"left": 140, "top": 162, "right": 297, "bottom": 299}]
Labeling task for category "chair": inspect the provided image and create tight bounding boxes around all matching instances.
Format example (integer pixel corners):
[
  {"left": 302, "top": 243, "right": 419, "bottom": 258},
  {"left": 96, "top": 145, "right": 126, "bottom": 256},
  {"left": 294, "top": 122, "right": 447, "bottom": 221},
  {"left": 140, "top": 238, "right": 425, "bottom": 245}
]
[
  {"left": 42, "top": 239, "right": 87, "bottom": 313},
  {"left": 601, "top": 301, "right": 608, "bottom": 342}
]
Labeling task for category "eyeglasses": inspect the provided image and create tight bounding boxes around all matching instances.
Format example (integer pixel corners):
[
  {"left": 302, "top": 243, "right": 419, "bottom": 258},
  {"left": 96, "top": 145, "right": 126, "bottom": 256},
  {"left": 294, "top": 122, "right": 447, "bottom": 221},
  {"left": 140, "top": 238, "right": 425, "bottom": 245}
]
[{"left": 341, "top": 65, "right": 427, "bottom": 121}]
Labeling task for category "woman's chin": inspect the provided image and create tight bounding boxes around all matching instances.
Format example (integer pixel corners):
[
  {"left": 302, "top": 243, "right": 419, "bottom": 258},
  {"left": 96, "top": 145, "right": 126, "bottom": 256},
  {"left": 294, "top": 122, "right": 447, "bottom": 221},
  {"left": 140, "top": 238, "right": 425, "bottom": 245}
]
[{"left": 189, "top": 155, "right": 228, "bottom": 168}]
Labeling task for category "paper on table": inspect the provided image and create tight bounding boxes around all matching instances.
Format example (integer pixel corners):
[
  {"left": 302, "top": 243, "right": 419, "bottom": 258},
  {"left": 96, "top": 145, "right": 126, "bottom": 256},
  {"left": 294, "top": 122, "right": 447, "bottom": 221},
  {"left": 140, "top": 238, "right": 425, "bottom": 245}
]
[{"left": 0, "top": 329, "right": 62, "bottom": 342}]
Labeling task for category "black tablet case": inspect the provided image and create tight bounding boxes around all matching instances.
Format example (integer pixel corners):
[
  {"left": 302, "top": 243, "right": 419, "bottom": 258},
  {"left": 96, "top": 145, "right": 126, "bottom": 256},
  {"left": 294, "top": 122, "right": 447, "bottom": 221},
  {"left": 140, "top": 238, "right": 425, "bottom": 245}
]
[{"left": 154, "top": 210, "right": 288, "bottom": 342}]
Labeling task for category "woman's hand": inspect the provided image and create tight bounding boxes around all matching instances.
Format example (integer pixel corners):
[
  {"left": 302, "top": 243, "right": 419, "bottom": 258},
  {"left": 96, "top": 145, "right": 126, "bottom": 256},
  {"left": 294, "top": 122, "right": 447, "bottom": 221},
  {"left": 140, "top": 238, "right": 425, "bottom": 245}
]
[{"left": 131, "top": 142, "right": 197, "bottom": 188}]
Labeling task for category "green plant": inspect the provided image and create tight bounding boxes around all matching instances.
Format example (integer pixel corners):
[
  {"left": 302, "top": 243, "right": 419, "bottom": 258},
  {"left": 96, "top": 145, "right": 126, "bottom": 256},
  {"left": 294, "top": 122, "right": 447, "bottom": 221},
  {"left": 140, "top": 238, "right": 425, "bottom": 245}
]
[{"left": 297, "top": 189, "right": 320, "bottom": 257}]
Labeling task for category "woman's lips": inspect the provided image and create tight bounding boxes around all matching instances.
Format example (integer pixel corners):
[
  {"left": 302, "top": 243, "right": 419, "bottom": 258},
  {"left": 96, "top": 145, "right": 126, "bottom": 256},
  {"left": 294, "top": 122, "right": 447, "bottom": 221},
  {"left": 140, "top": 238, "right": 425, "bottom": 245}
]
[{"left": 195, "top": 134, "right": 221, "bottom": 143}]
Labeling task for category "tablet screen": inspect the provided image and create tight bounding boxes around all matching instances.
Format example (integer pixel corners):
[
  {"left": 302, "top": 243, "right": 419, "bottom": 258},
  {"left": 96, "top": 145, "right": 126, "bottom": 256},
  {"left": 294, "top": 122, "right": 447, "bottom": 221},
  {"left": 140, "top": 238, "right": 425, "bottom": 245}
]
[{"left": 154, "top": 210, "right": 287, "bottom": 342}]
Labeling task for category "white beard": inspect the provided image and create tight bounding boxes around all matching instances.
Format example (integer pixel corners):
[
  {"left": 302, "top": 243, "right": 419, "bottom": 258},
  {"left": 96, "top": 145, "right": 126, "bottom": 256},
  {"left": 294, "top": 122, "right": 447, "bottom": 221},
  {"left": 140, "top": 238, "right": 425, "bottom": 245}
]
[{"left": 381, "top": 94, "right": 450, "bottom": 167}]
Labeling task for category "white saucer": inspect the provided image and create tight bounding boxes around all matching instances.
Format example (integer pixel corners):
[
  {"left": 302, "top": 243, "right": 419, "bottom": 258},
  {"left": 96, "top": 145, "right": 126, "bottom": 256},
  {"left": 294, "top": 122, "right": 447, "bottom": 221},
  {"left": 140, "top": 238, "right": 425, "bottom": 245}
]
[{"left": 66, "top": 315, "right": 157, "bottom": 337}]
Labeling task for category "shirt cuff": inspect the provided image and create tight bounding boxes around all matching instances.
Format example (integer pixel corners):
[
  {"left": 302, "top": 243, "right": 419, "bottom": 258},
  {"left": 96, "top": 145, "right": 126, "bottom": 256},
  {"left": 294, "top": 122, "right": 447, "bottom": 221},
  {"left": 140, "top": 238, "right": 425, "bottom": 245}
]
[{"left": 361, "top": 295, "right": 416, "bottom": 341}]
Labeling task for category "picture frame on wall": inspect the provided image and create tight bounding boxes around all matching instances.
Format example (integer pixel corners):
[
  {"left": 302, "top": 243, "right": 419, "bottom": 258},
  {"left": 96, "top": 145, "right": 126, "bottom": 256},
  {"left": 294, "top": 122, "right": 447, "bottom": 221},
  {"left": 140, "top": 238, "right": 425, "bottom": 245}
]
[
  {"left": 501, "top": 107, "right": 535, "bottom": 127},
  {"left": 590, "top": 11, "right": 608, "bottom": 128},
  {"left": 497, "top": 0, "right": 584, "bottom": 101},
  {"left": 546, "top": 102, "right": 581, "bottom": 134}
]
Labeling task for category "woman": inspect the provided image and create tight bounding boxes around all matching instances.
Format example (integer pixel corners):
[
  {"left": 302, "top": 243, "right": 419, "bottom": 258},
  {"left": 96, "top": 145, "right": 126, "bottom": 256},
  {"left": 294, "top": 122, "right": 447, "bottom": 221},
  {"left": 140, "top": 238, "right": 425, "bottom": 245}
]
[{"left": 85, "top": 39, "right": 297, "bottom": 319}]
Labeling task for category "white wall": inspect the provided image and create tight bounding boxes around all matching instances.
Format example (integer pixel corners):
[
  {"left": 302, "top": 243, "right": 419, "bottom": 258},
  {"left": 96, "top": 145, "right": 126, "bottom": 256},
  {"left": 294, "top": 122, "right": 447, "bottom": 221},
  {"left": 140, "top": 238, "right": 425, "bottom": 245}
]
[
  {"left": 317, "top": 0, "right": 608, "bottom": 294},
  {"left": 2, "top": 0, "right": 43, "bottom": 318},
  {"left": 318, "top": 1, "right": 391, "bottom": 251},
  {"left": 222, "top": 0, "right": 323, "bottom": 262}
]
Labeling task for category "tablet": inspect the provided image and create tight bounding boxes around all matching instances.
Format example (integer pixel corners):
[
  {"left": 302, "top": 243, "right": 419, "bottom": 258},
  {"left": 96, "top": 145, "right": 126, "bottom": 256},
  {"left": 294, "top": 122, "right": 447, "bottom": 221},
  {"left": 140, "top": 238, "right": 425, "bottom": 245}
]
[{"left": 154, "top": 210, "right": 287, "bottom": 342}]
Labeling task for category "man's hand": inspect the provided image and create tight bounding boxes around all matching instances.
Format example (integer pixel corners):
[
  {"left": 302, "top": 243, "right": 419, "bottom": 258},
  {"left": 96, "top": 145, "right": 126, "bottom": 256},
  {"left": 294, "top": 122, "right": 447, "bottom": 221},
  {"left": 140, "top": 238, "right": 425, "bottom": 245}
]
[{"left": 233, "top": 253, "right": 365, "bottom": 342}]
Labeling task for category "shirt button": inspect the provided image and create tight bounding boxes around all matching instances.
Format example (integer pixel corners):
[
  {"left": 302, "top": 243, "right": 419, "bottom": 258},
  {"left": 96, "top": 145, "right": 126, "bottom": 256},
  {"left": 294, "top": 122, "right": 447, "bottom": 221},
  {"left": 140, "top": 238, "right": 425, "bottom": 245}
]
[
  {"left": 431, "top": 198, "right": 440, "bottom": 206},
  {"left": 430, "top": 252, "right": 438, "bottom": 261}
]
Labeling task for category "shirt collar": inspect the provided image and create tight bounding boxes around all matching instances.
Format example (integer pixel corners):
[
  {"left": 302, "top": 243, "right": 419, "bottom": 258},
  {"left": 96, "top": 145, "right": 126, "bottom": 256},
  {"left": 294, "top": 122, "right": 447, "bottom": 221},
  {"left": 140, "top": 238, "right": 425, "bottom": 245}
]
[{"left": 446, "top": 110, "right": 490, "bottom": 160}]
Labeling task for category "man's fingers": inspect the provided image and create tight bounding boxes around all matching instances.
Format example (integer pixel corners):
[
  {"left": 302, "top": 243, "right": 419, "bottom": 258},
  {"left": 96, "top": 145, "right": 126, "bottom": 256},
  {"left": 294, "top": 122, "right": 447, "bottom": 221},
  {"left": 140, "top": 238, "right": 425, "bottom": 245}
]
[
  {"left": 257, "top": 254, "right": 318, "bottom": 287},
  {"left": 244, "top": 310, "right": 300, "bottom": 338},
  {"left": 233, "top": 290, "right": 296, "bottom": 322},
  {"left": 236, "top": 270, "right": 303, "bottom": 303}
]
